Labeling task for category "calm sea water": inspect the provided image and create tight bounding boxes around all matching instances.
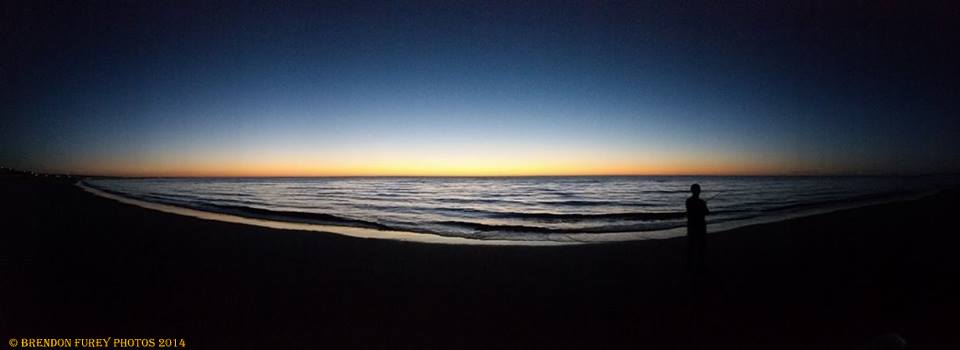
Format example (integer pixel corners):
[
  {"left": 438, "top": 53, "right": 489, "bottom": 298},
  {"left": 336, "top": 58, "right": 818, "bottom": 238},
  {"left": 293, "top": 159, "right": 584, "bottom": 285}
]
[{"left": 84, "top": 176, "right": 955, "bottom": 241}]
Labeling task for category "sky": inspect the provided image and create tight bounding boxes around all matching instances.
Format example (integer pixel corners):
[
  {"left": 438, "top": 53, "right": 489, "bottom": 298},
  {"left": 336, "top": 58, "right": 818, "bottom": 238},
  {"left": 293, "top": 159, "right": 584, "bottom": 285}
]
[{"left": 2, "top": 0, "right": 959, "bottom": 176}]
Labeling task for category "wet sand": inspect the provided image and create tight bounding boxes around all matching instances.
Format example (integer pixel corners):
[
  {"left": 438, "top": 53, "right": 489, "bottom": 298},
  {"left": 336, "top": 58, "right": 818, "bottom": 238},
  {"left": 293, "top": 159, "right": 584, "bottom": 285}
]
[{"left": 2, "top": 173, "right": 958, "bottom": 349}]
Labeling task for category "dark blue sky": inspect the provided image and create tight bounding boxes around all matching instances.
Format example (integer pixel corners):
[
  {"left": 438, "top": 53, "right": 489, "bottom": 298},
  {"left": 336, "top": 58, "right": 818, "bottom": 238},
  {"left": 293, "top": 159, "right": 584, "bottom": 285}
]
[{"left": 3, "top": 1, "right": 958, "bottom": 175}]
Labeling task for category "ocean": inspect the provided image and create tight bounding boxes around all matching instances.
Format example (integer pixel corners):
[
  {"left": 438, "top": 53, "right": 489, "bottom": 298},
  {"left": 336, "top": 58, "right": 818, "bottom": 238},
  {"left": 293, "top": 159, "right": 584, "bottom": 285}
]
[{"left": 82, "top": 176, "right": 955, "bottom": 243}]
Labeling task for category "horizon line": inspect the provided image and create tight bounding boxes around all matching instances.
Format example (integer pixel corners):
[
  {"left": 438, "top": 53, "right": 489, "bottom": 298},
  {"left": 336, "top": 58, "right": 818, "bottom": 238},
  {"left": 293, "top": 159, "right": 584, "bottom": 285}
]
[{"left": 3, "top": 167, "right": 954, "bottom": 179}]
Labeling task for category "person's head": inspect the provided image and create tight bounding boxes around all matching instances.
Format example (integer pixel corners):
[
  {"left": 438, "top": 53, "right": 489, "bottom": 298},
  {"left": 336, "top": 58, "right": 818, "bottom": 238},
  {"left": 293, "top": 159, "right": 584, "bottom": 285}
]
[{"left": 690, "top": 183, "right": 701, "bottom": 197}]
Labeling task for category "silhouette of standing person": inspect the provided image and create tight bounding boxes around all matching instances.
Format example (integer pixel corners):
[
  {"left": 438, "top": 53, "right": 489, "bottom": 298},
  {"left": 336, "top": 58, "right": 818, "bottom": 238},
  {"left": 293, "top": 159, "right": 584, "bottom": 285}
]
[{"left": 686, "top": 183, "right": 709, "bottom": 273}]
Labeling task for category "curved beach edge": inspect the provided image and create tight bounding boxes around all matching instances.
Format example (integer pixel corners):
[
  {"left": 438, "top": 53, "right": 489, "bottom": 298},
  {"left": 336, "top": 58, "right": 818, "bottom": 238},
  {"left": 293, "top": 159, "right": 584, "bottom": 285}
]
[
  {"left": 76, "top": 181, "right": 934, "bottom": 246},
  {"left": 78, "top": 181, "right": 579, "bottom": 246}
]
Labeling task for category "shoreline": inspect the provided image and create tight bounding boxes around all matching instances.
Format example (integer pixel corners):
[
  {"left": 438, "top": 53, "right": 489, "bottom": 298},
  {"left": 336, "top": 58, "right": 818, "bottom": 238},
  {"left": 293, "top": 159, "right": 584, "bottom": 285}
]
[
  {"left": 77, "top": 181, "right": 571, "bottom": 246},
  {"left": 4, "top": 174, "right": 959, "bottom": 349},
  {"left": 78, "top": 179, "right": 937, "bottom": 245}
]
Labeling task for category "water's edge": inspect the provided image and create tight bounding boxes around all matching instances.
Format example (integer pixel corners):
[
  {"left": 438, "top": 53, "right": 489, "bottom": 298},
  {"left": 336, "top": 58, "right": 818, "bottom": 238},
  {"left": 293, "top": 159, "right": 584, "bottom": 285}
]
[
  {"left": 78, "top": 181, "right": 574, "bottom": 246},
  {"left": 77, "top": 180, "right": 934, "bottom": 246}
]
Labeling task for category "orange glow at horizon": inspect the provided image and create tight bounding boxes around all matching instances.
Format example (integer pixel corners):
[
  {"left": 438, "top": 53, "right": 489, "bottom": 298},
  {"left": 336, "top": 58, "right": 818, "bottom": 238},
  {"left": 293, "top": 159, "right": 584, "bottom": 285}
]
[{"left": 62, "top": 150, "right": 811, "bottom": 177}]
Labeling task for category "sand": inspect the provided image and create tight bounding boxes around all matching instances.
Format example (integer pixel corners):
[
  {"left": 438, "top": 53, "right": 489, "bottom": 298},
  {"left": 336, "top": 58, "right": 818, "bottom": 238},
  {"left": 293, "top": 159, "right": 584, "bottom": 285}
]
[{"left": 1, "top": 173, "right": 958, "bottom": 349}]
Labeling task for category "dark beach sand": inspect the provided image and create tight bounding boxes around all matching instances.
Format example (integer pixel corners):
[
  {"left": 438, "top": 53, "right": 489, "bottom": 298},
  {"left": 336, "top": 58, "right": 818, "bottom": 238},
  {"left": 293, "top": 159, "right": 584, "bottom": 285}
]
[{"left": 2, "top": 173, "right": 958, "bottom": 349}]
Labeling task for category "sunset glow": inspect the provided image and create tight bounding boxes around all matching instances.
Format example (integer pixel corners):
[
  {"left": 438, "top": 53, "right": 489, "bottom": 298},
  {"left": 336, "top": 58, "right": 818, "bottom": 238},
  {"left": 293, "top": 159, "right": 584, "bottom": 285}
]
[
  {"left": 56, "top": 144, "right": 809, "bottom": 177},
  {"left": 3, "top": 1, "right": 958, "bottom": 176}
]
